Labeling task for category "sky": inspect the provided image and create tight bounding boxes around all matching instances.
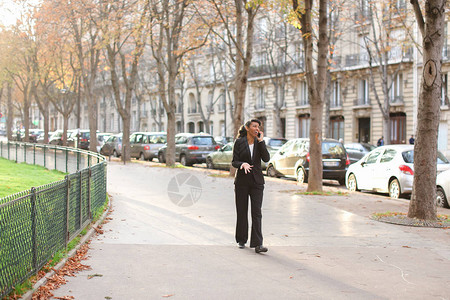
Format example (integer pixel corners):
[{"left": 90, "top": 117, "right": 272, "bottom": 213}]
[{"left": 0, "top": 0, "right": 31, "bottom": 27}]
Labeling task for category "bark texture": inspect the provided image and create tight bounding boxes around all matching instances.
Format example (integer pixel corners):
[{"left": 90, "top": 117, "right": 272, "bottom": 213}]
[{"left": 408, "top": 0, "right": 446, "bottom": 220}]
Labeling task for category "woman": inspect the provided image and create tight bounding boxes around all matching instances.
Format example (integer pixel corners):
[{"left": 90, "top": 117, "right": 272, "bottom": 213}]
[{"left": 232, "top": 119, "right": 270, "bottom": 253}]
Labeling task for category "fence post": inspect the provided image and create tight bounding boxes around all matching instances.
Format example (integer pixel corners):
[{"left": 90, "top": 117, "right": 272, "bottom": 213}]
[
  {"left": 65, "top": 149, "right": 69, "bottom": 173},
  {"left": 65, "top": 175, "right": 70, "bottom": 246},
  {"left": 1, "top": 141, "right": 3, "bottom": 156},
  {"left": 33, "top": 144, "right": 36, "bottom": 165},
  {"left": 43, "top": 145, "right": 46, "bottom": 168},
  {"left": 15, "top": 142, "right": 18, "bottom": 163},
  {"left": 31, "top": 187, "right": 38, "bottom": 274},
  {"left": 79, "top": 170, "right": 83, "bottom": 230},
  {"left": 24, "top": 143, "right": 27, "bottom": 163},
  {"left": 54, "top": 146, "right": 57, "bottom": 170},
  {"left": 88, "top": 167, "right": 92, "bottom": 219},
  {"left": 77, "top": 151, "right": 80, "bottom": 172},
  {"left": 7, "top": 141, "right": 10, "bottom": 160}
]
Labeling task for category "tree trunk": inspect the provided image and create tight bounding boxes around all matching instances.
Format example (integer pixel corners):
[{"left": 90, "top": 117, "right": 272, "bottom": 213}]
[
  {"left": 6, "top": 84, "right": 13, "bottom": 141},
  {"left": 408, "top": 0, "right": 445, "bottom": 220},
  {"left": 87, "top": 91, "right": 98, "bottom": 152}
]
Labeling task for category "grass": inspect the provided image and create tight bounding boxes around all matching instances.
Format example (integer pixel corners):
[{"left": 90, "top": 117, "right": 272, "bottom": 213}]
[{"left": 0, "top": 158, "right": 66, "bottom": 198}]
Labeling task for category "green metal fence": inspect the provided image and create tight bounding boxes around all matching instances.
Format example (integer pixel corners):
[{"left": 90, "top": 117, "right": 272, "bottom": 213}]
[{"left": 0, "top": 141, "right": 107, "bottom": 298}]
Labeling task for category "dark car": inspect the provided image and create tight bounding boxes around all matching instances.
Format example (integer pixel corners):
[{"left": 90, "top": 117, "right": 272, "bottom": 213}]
[
  {"left": 344, "top": 142, "right": 376, "bottom": 164},
  {"left": 266, "top": 138, "right": 350, "bottom": 185},
  {"left": 158, "top": 133, "right": 220, "bottom": 166},
  {"left": 100, "top": 134, "right": 122, "bottom": 157}
]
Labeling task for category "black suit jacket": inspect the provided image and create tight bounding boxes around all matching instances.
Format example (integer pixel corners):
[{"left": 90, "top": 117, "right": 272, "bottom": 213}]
[{"left": 232, "top": 136, "right": 270, "bottom": 186}]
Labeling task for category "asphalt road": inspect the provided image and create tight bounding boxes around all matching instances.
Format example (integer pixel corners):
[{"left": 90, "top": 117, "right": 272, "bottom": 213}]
[{"left": 50, "top": 161, "right": 450, "bottom": 300}]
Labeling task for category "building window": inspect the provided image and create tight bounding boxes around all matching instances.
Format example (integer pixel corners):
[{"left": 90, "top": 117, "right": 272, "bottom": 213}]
[
  {"left": 390, "top": 112, "right": 406, "bottom": 144},
  {"left": 357, "top": 79, "right": 370, "bottom": 105},
  {"left": 176, "top": 121, "right": 182, "bottom": 133},
  {"left": 188, "top": 93, "right": 197, "bottom": 114},
  {"left": 330, "top": 116, "right": 345, "bottom": 140},
  {"left": 198, "top": 121, "right": 204, "bottom": 133},
  {"left": 256, "top": 87, "right": 265, "bottom": 109},
  {"left": 443, "top": 22, "right": 448, "bottom": 58},
  {"left": 298, "top": 114, "right": 310, "bottom": 138},
  {"left": 188, "top": 122, "right": 195, "bottom": 133},
  {"left": 390, "top": 73, "right": 403, "bottom": 104},
  {"left": 218, "top": 90, "right": 225, "bottom": 112},
  {"left": 331, "top": 81, "right": 341, "bottom": 108},
  {"left": 297, "top": 81, "right": 308, "bottom": 106}
]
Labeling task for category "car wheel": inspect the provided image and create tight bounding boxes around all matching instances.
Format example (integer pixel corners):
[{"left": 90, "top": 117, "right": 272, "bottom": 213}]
[
  {"left": 389, "top": 178, "right": 401, "bottom": 199},
  {"left": 158, "top": 152, "right": 165, "bottom": 163},
  {"left": 140, "top": 152, "right": 145, "bottom": 161},
  {"left": 113, "top": 150, "right": 118, "bottom": 157},
  {"left": 296, "top": 167, "right": 308, "bottom": 184},
  {"left": 180, "top": 154, "right": 187, "bottom": 166},
  {"left": 206, "top": 157, "right": 214, "bottom": 169},
  {"left": 347, "top": 173, "right": 359, "bottom": 191},
  {"left": 267, "top": 165, "right": 277, "bottom": 177},
  {"left": 436, "top": 187, "right": 449, "bottom": 208}
]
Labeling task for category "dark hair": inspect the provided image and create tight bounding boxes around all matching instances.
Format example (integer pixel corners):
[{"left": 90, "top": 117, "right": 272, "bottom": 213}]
[{"left": 237, "top": 119, "right": 262, "bottom": 138}]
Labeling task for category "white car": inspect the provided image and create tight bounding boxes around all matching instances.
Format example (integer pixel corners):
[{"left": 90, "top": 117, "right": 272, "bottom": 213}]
[
  {"left": 346, "top": 145, "right": 450, "bottom": 199},
  {"left": 436, "top": 168, "right": 450, "bottom": 208}
]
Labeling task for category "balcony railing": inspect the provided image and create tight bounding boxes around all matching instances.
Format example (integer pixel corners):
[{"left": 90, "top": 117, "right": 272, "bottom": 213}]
[
  {"left": 296, "top": 99, "right": 309, "bottom": 107},
  {"left": 390, "top": 96, "right": 404, "bottom": 105},
  {"left": 353, "top": 98, "right": 371, "bottom": 106}
]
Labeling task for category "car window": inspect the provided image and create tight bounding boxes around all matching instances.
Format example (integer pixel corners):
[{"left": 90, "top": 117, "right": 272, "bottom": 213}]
[
  {"left": 402, "top": 150, "right": 450, "bottom": 164},
  {"left": 344, "top": 144, "right": 355, "bottom": 151},
  {"left": 192, "top": 137, "right": 214, "bottom": 145},
  {"left": 222, "top": 144, "right": 232, "bottom": 151},
  {"left": 150, "top": 135, "right": 166, "bottom": 144},
  {"left": 380, "top": 149, "right": 396, "bottom": 163},
  {"left": 175, "top": 136, "right": 188, "bottom": 144},
  {"left": 365, "top": 150, "right": 382, "bottom": 164},
  {"left": 322, "top": 142, "right": 345, "bottom": 155},
  {"left": 279, "top": 140, "right": 296, "bottom": 153},
  {"left": 269, "top": 139, "right": 287, "bottom": 148},
  {"left": 362, "top": 143, "right": 376, "bottom": 152}
]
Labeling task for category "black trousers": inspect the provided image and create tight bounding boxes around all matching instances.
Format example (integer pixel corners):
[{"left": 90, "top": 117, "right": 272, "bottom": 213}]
[{"left": 234, "top": 183, "right": 264, "bottom": 248}]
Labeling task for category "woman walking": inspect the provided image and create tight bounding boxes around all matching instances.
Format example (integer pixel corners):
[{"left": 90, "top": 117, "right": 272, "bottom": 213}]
[{"left": 232, "top": 119, "right": 270, "bottom": 253}]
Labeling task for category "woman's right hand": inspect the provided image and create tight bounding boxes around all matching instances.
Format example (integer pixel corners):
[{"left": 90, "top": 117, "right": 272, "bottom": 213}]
[{"left": 240, "top": 163, "right": 253, "bottom": 174}]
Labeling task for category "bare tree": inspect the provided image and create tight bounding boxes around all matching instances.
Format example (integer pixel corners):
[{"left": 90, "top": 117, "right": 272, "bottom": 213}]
[
  {"left": 293, "top": 0, "right": 328, "bottom": 192},
  {"left": 149, "top": 0, "right": 208, "bottom": 166},
  {"left": 408, "top": 0, "right": 446, "bottom": 220}
]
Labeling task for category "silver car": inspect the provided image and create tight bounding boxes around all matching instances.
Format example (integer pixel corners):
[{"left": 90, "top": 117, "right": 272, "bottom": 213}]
[
  {"left": 436, "top": 168, "right": 450, "bottom": 208},
  {"left": 100, "top": 134, "right": 122, "bottom": 157},
  {"left": 130, "top": 132, "right": 167, "bottom": 161},
  {"left": 346, "top": 145, "right": 450, "bottom": 199}
]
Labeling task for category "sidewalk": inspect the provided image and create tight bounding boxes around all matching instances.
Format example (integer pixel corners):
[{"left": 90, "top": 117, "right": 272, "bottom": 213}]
[{"left": 47, "top": 161, "right": 450, "bottom": 299}]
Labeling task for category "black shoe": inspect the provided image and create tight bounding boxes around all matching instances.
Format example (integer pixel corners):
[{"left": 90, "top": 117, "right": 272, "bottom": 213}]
[
  {"left": 238, "top": 242, "right": 245, "bottom": 249},
  {"left": 255, "top": 245, "right": 268, "bottom": 253}
]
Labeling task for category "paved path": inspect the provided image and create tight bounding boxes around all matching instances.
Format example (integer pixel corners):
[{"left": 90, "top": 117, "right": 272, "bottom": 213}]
[{"left": 52, "top": 161, "right": 450, "bottom": 299}]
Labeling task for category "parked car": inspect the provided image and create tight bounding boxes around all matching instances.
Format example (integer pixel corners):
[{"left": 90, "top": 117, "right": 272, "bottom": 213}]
[
  {"left": 96, "top": 132, "right": 113, "bottom": 152},
  {"left": 214, "top": 136, "right": 234, "bottom": 146},
  {"left": 346, "top": 145, "right": 450, "bottom": 199},
  {"left": 263, "top": 137, "right": 288, "bottom": 151},
  {"left": 29, "top": 129, "right": 44, "bottom": 143},
  {"left": 344, "top": 142, "right": 376, "bottom": 164},
  {"left": 266, "top": 138, "right": 349, "bottom": 185},
  {"left": 100, "top": 134, "right": 123, "bottom": 157},
  {"left": 130, "top": 132, "right": 167, "bottom": 161},
  {"left": 206, "top": 139, "right": 284, "bottom": 170},
  {"left": 436, "top": 168, "right": 450, "bottom": 208},
  {"left": 158, "top": 133, "right": 220, "bottom": 166},
  {"left": 49, "top": 130, "right": 64, "bottom": 145}
]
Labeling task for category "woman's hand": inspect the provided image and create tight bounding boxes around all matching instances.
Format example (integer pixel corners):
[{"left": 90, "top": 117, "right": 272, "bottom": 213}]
[
  {"left": 257, "top": 131, "right": 264, "bottom": 142},
  {"left": 240, "top": 162, "right": 253, "bottom": 174}
]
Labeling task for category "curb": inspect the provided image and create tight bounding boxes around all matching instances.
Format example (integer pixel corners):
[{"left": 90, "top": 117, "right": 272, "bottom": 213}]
[{"left": 21, "top": 198, "right": 112, "bottom": 300}]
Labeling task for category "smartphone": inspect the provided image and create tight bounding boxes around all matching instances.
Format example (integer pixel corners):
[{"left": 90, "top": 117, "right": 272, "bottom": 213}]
[{"left": 257, "top": 132, "right": 261, "bottom": 138}]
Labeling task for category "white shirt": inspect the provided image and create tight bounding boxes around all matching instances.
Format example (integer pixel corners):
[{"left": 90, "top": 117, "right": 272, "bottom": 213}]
[{"left": 249, "top": 143, "right": 254, "bottom": 159}]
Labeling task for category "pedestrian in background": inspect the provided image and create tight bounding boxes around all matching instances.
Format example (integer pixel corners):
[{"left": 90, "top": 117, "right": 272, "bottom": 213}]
[
  {"left": 232, "top": 119, "right": 270, "bottom": 253},
  {"left": 409, "top": 135, "right": 415, "bottom": 145},
  {"left": 377, "top": 136, "right": 384, "bottom": 147}
]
